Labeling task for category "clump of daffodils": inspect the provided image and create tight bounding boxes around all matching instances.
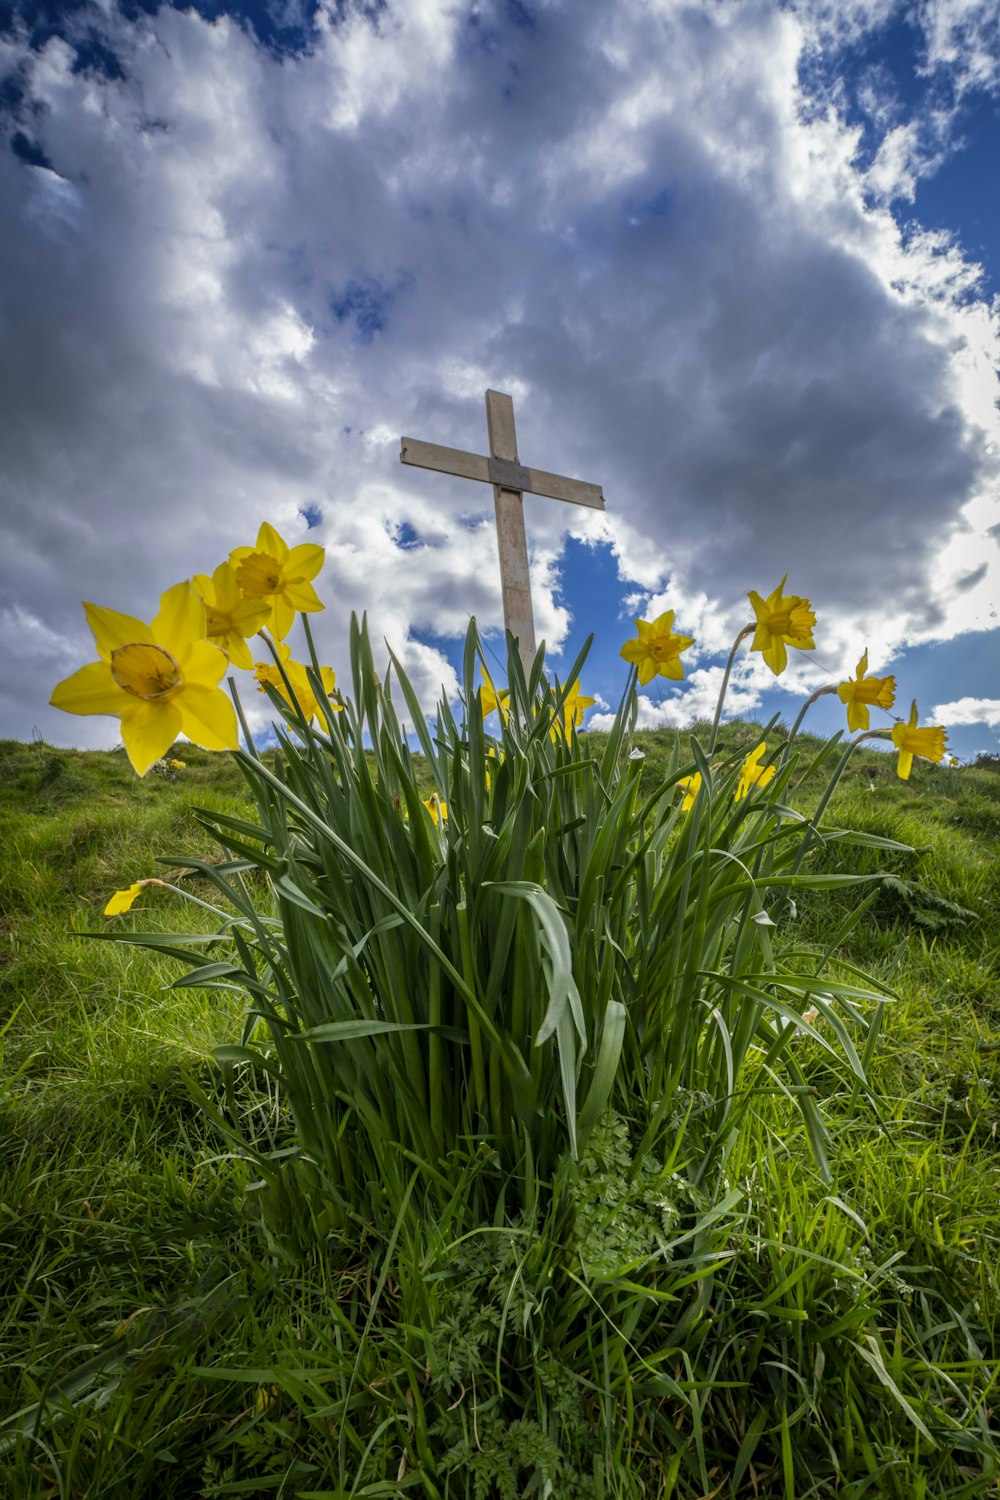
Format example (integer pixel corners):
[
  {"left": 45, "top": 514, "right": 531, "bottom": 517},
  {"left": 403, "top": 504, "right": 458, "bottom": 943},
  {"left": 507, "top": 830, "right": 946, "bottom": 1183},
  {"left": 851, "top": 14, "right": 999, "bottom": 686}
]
[
  {"left": 50, "top": 522, "right": 338, "bottom": 778},
  {"left": 614, "top": 581, "right": 948, "bottom": 794}
]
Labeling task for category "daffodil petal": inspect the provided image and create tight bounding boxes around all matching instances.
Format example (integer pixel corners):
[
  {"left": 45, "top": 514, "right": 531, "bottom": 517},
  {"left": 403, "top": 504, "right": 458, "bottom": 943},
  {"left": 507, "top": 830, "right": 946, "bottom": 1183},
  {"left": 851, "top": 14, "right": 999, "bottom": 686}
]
[
  {"left": 84, "top": 603, "right": 153, "bottom": 662},
  {"left": 153, "top": 582, "right": 206, "bottom": 657},
  {"left": 50, "top": 661, "right": 130, "bottom": 716},
  {"left": 210, "top": 561, "right": 243, "bottom": 612},
  {"left": 763, "top": 638, "right": 787, "bottom": 675},
  {"left": 223, "top": 632, "right": 254, "bottom": 670},
  {"left": 256, "top": 522, "right": 289, "bottom": 563},
  {"left": 232, "top": 597, "right": 272, "bottom": 635},
  {"left": 120, "top": 700, "right": 184, "bottom": 776},
  {"left": 287, "top": 543, "right": 326, "bottom": 583},
  {"left": 178, "top": 638, "right": 229, "bottom": 689},
  {"left": 271, "top": 596, "right": 296, "bottom": 640},
  {"left": 283, "top": 579, "right": 324, "bottom": 612},
  {"left": 747, "top": 591, "right": 767, "bottom": 621},
  {"left": 105, "top": 883, "right": 143, "bottom": 916},
  {"left": 178, "top": 684, "right": 238, "bottom": 751}
]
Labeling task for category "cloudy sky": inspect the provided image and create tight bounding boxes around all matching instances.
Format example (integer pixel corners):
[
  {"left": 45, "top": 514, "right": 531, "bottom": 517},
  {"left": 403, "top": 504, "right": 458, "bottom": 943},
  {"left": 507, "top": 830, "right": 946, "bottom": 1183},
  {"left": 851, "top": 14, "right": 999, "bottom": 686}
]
[{"left": 2, "top": 0, "right": 998, "bottom": 759}]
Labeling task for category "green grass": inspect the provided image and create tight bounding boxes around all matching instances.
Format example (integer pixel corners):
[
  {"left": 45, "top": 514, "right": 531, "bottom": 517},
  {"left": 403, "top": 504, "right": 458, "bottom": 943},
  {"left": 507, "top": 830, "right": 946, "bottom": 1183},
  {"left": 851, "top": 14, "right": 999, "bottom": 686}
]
[{"left": 1, "top": 730, "right": 998, "bottom": 1498}]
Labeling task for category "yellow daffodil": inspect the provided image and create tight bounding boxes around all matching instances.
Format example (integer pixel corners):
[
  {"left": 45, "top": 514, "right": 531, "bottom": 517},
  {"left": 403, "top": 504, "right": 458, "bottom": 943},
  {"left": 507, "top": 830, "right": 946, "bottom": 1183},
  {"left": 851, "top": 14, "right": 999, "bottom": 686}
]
[
  {"left": 254, "top": 643, "right": 341, "bottom": 725},
  {"left": 836, "top": 650, "right": 896, "bottom": 732},
  {"left": 949, "top": 756, "right": 959, "bottom": 768},
  {"left": 550, "top": 680, "right": 595, "bottom": 742},
  {"left": 193, "top": 561, "right": 272, "bottom": 669},
  {"left": 891, "top": 701, "right": 947, "bottom": 781},
  {"left": 230, "top": 522, "right": 325, "bottom": 640},
  {"left": 736, "top": 742, "right": 777, "bottom": 801},
  {"left": 104, "top": 883, "right": 144, "bottom": 915},
  {"left": 50, "top": 582, "right": 237, "bottom": 776},
  {"left": 479, "top": 670, "right": 509, "bottom": 721},
  {"left": 677, "top": 771, "right": 702, "bottom": 811},
  {"left": 423, "top": 793, "right": 447, "bottom": 825},
  {"left": 748, "top": 577, "right": 816, "bottom": 675},
  {"left": 619, "top": 610, "right": 695, "bottom": 685}
]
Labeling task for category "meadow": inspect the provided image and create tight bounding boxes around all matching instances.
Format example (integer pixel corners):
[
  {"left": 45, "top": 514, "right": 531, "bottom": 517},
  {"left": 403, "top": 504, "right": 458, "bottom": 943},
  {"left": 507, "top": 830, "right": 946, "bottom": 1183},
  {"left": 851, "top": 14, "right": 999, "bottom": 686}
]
[{"left": 1, "top": 715, "right": 999, "bottom": 1499}]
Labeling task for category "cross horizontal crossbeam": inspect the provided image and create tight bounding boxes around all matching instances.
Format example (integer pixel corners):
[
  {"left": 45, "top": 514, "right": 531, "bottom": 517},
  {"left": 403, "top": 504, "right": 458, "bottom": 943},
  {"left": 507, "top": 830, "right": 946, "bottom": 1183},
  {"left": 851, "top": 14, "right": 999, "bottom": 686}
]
[{"left": 399, "top": 437, "right": 605, "bottom": 511}]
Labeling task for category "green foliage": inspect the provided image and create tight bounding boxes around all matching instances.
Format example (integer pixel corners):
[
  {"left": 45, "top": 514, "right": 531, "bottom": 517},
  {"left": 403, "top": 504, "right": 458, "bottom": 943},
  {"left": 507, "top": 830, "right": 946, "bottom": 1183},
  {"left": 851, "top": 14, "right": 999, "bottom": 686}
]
[
  {"left": 1, "top": 682, "right": 999, "bottom": 1496},
  {"left": 140, "top": 619, "right": 893, "bottom": 1255}
]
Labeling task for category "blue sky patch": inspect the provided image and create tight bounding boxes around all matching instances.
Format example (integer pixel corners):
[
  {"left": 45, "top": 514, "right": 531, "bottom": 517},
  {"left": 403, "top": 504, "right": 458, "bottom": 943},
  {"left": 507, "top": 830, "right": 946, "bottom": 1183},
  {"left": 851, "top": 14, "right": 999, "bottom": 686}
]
[{"left": 332, "top": 276, "right": 392, "bottom": 343}]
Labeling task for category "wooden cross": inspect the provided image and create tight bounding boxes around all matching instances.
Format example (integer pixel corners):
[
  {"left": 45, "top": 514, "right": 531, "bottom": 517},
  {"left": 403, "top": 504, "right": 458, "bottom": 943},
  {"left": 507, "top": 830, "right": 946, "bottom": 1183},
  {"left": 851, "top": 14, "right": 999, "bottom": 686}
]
[{"left": 400, "top": 390, "right": 605, "bottom": 674}]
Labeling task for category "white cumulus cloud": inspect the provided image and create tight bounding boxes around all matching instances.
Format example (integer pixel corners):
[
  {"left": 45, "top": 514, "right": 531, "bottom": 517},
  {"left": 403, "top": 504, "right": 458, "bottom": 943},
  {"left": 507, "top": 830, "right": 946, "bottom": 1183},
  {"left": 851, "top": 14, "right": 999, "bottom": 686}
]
[{"left": 931, "top": 696, "right": 1000, "bottom": 727}]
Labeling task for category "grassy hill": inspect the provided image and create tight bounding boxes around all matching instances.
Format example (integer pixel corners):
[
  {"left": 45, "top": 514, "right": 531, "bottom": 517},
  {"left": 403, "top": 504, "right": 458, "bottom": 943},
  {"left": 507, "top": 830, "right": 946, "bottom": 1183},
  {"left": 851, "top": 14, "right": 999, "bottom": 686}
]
[{"left": 1, "top": 731, "right": 998, "bottom": 1497}]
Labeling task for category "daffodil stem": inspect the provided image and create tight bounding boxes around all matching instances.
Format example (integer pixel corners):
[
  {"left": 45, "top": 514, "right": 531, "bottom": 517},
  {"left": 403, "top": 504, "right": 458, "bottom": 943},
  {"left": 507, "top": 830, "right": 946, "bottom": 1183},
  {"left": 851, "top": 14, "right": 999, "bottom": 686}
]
[
  {"left": 262, "top": 629, "right": 312, "bottom": 732},
  {"left": 229, "top": 675, "right": 260, "bottom": 761},
  {"left": 300, "top": 614, "right": 342, "bottom": 737},
  {"left": 708, "top": 625, "right": 754, "bottom": 755},
  {"left": 785, "top": 685, "right": 839, "bottom": 752},
  {"left": 301, "top": 614, "right": 322, "bottom": 681}
]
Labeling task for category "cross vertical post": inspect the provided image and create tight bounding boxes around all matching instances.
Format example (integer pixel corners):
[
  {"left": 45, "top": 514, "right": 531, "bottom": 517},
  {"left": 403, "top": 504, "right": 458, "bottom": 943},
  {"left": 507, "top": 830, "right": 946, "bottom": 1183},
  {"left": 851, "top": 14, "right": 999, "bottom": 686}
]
[
  {"left": 485, "top": 390, "right": 536, "bottom": 673},
  {"left": 399, "top": 390, "right": 605, "bottom": 681}
]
